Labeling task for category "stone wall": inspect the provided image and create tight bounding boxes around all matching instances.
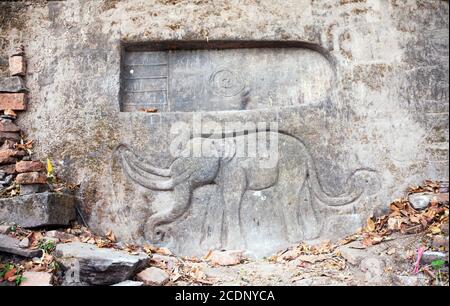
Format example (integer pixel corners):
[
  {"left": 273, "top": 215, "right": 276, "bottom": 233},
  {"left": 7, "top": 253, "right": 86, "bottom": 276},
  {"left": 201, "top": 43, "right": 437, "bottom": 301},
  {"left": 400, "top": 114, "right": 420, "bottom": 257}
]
[{"left": 0, "top": 0, "right": 448, "bottom": 257}]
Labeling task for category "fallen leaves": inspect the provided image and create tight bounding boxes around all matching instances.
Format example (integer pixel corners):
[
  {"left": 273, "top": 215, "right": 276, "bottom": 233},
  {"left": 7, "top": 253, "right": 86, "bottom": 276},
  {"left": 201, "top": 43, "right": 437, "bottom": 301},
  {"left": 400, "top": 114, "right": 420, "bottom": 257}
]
[
  {"left": 357, "top": 181, "right": 449, "bottom": 247},
  {"left": 105, "top": 230, "right": 116, "bottom": 242}
]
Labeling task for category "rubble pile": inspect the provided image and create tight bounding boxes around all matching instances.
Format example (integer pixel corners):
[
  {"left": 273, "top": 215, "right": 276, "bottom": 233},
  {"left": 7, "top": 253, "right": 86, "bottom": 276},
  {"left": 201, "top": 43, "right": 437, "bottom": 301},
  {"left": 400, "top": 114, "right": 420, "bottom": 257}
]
[
  {"left": 0, "top": 180, "right": 447, "bottom": 286},
  {"left": 0, "top": 45, "right": 48, "bottom": 198}
]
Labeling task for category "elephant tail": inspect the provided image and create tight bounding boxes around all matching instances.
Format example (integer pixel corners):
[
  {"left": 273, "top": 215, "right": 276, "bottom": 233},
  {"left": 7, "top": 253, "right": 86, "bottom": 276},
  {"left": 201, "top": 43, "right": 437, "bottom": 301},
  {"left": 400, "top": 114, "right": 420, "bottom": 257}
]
[{"left": 306, "top": 155, "right": 379, "bottom": 207}]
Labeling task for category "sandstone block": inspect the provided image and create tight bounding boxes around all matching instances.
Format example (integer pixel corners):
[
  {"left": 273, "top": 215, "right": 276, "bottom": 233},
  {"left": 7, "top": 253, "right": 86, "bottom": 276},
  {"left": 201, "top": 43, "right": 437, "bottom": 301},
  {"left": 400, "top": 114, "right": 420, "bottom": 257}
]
[{"left": 9, "top": 55, "right": 26, "bottom": 76}]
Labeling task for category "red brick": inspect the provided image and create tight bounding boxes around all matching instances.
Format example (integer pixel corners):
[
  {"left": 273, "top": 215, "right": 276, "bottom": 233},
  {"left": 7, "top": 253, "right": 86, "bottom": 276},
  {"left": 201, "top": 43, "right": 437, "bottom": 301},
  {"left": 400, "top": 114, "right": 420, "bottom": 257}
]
[
  {"left": 0, "top": 93, "right": 27, "bottom": 110},
  {"left": 0, "top": 164, "right": 16, "bottom": 174},
  {"left": 0, "top": 121, "right": 20, "bottom": 132},
  {"left": 1, "top": 139, "right": 17, "bottom": 150},
  {"left": 0, "top": 148, "right": 25, "bottom": 158},
  {"left": 9, "top": 55, "right": 26, "bottom": 76},
  {"left": 15, "top": 161, "right": 45, "bottom": 173},
  {"left": 15, "top": 172, "right": 47, "bottom": 184}
]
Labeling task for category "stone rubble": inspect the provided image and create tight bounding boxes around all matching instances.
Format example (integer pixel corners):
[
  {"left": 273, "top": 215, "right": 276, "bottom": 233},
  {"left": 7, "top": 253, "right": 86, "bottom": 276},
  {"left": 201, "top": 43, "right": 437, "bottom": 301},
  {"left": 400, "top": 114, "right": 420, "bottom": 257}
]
[
  {"left": 0, "top": 233, "right": 43, "bottom": 258},
  {"left": 408, "top": 192, "right": 449, "bottom": 210},
  {"left": 0, "top": 46, "right": 51, "bottom": 200},
  {"left": 0, "top": 77, "right": 27, "bottom": 93},
  {"left": 136, "top": 267, "right": 170, "bottom": 286},
  {"left": 112, "top": 280, "right": 144, "bottom": 286},
  {"left": 421, "top": 251, "right": 448, "bottom": 265},
  {"left": 20, "top": 271, "right": 52, "bottom": 286},
  {"left": 207, "top": 250, "right": 245, "bottom": 266},
  {"left": 54, "top": 242, "right": 149, "bottom": 285}
]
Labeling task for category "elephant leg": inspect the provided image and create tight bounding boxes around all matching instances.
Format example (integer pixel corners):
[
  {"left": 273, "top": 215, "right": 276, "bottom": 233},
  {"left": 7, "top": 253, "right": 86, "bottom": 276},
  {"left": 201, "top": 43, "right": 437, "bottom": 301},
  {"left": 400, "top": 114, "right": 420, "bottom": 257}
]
[{"left": 220, "top": 166, "right": 247, "bottom": 250}]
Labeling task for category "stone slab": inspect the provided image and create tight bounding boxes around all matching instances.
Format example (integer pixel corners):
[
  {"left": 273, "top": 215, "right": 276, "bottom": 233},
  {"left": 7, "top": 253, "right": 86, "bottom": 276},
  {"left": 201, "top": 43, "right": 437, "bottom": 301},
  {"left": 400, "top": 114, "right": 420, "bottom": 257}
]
[
  {"left": 120, "top": 45, "right": 333, "bottom": 112},
  {"left": 55, "top": 242, "right": 149, "bottom": 285},
  {"left": 0, "top": 77, "right": 27, "bottom": 93},
  {"left": 0, "top": 233, "right": 43, "bottom": 258},
  {"left": 112, "top": 280, "right": 144, "bottom": 286},
  {"left": 0, "top": 192, "right": 76, "bottom": 228}
]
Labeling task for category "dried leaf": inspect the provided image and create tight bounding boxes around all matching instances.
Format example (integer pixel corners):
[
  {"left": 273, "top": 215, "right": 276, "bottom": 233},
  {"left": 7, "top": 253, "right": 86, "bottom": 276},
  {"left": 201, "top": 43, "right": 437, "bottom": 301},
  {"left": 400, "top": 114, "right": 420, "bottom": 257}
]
[
  {"left": 106, "top": 230, "right": 116, "bottom": 242},
  {"left": 366, "top": 217, "right": 376, "bottom": 232},
  {"left": 139, "top": 108, "right": 158, "bottom": 113},
  {"left": 156, "top": 247, "right": 172, "bottom": 256}
]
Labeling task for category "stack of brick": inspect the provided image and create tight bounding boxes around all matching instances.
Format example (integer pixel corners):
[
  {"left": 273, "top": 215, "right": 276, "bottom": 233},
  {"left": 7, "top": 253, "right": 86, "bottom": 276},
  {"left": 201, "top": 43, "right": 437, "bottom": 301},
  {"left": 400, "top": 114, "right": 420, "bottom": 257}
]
[{"left": 0, "top": 46, "right": 48, "bottom": 195}]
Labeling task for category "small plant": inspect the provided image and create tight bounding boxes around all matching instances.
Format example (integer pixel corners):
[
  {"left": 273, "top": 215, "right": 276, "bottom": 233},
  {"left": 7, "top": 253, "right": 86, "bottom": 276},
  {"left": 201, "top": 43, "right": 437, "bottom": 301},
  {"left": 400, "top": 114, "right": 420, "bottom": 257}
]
[
  {"left": 38, "top": 239, "right": 56, "bottom": 253},
  {"left": 15, "top": 274, "right": 25, "bottom": 285},
  {"left": 431, "top": 259, "right": 447, "bottom": 285},
  {"left": 431, "top": 259, "right": 446, "bottom": 270},
  {"left": 48, "top": 261, "right": 59, "bottom": 272}
]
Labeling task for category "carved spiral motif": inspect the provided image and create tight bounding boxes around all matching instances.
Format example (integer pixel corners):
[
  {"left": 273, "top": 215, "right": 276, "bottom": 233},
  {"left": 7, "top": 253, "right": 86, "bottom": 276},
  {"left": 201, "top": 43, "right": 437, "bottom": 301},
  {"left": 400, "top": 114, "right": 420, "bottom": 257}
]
[{"left": 209, "top": 68, "right": 245, "bottom": 97}]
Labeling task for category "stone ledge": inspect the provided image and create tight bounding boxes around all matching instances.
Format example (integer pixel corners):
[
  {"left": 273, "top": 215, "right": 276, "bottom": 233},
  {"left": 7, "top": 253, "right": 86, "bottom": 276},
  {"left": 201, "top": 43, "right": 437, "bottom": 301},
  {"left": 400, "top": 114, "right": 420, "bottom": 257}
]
[{"left": 0, "top": 192, "right": 76, "bottom": 228}]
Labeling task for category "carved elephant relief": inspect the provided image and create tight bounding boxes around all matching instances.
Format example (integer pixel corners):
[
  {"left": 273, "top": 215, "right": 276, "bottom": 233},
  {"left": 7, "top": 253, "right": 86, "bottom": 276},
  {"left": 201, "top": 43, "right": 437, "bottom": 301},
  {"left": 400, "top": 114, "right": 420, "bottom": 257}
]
[{"left": 111, "top": 130, "right": 380, "bottom": 253}]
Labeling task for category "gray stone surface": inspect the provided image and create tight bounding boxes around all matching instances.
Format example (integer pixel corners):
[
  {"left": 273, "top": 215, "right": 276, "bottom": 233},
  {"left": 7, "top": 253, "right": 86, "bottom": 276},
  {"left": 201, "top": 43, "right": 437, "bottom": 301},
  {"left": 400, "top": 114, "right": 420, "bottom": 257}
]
[
  {"left": 408, "top": 192, "right": 434, "bottom": 210},
  {"left": 19, "top": 184, "right": 49, "bottom": 195},
  {"left": 0, "top": 76, "right": 27, "bottom": 92},
  {"left": 121, "top": 46, "right": 333, "bottom": 112},
  {"left": 0, "top": 233, "right": 43, "bottom": 258},
  {"left": 421, "top": 251, "right": 448, "bottom": 265},
  {"left": 337, "top": 242, "right": 367, "bottom": 266},
  {"left": 0, "top": 192, "right": 76, "bottom": 228},
  {"left": 112, "top": 280, "right": 144, "bottom": 286},
  {"left": 0, "top": 1, "right": 448, "bottom": 257},
  {"left": 55, "top": 242, "right": 149, "bottom": 285}
]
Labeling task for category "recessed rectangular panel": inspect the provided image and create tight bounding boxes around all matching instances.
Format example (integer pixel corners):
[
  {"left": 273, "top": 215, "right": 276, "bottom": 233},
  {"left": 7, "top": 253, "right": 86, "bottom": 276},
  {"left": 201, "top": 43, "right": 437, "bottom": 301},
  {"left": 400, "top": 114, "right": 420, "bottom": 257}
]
[{"left": 120, "top": 42, "right": 334, "bottom": 112}]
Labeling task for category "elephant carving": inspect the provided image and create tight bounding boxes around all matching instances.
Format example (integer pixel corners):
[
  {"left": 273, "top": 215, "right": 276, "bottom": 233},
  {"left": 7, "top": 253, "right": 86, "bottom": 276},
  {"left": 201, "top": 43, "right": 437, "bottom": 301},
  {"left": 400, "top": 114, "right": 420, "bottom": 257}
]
[{"left": 112, "top": 130, "right": 380, "bottom": 251}]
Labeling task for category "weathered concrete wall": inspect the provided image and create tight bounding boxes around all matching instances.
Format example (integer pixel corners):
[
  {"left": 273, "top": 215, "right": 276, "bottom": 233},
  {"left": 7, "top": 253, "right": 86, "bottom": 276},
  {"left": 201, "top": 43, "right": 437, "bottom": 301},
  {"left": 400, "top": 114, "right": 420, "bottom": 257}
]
[{"left": 1, "top": 0, "right": 448, "bottom": 257}]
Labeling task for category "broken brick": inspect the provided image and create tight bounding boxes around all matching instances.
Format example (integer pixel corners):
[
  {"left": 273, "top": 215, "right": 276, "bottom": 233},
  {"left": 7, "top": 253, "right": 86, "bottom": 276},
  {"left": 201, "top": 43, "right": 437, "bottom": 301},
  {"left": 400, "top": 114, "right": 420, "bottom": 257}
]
[
  {"left": 9, "top": 55, "right": 26, "bottom": 76},
  {"left": 1, "top": 139, "right": 17, "bottom": 150},
  {"left": 15, "top": 172, "right": 47, "bottom": 184},
  {"left": 0, "top": 131, "right": 21, "bottom": 143},
  {"left": 0, "top": 156, "right": 17, "bottom": 165},
  {"left": 0, "top": 148, "right": 25, "bottom": 158},
  {"left": 0, "top": 120, "right": 20, "bottom": 132},
  {"left": 16, "top": 160, "right": 45, "bottom": 173},
  {"left": 0, "top": 93, "right": 27, "bottom": 110},
  {"left": 0, "top": 164, "right": 16, "bottom": 174}
]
